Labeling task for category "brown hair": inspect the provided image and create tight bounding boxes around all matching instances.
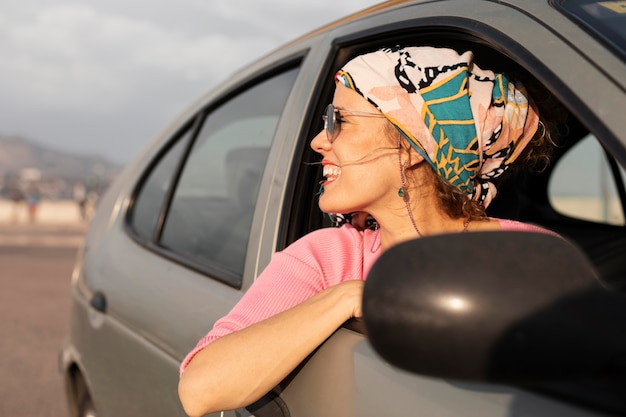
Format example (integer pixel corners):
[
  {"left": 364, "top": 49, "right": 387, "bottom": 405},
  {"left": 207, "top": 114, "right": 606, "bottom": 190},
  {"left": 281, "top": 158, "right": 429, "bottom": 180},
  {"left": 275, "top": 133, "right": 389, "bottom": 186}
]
[{"left": 396, "top": 99, "right": 558, "bottom": 221}]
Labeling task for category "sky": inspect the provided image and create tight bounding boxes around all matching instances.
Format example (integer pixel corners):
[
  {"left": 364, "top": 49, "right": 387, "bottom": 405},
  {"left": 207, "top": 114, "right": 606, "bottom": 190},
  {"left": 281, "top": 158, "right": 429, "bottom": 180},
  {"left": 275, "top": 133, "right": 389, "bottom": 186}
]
[{"left": 0, "top": 0, "right": 381, "bottom": 164}]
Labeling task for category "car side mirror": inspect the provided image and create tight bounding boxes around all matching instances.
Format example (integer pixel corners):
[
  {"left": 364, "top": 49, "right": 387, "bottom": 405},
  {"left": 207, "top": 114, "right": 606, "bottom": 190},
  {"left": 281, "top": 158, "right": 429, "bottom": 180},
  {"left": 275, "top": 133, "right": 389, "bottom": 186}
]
[{"left": 362, "top": 231, "right": 626, "bottom": 383}]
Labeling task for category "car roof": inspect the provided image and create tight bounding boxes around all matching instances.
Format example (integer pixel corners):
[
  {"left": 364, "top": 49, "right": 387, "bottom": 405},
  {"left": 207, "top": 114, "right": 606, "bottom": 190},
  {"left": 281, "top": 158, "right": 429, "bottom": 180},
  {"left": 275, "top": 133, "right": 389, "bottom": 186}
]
[{"left": 276, "top": 0, "right": 625, "bottom": 64}]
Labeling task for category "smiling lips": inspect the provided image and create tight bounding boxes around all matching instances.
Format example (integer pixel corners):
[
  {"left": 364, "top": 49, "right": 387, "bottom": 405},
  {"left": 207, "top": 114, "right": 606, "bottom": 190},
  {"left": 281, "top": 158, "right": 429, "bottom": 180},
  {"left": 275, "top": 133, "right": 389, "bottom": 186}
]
[{"left": 323, "top": 163, "right": 341, "bottom": 184}]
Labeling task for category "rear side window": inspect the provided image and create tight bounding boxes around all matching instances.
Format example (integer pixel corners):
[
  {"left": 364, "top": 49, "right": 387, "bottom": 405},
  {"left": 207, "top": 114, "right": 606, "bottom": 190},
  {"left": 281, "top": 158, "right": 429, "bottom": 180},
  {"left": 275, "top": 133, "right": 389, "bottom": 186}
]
[
  {"left": 129, "top": 67, "right": 299, "bottom": 285},
  {"left": 130, "top": 131, "right": 191, "bottom": 239}
]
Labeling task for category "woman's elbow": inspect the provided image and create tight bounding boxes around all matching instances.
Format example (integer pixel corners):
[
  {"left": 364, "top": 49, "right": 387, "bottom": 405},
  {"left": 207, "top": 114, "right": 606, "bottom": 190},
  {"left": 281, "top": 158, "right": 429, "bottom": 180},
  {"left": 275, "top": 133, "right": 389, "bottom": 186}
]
[
  {"left": 178, "top": 379, "right": 199, "bottom": 417},
  {"left": 178, "top": 373, "right": 216, "bottom": 417}
]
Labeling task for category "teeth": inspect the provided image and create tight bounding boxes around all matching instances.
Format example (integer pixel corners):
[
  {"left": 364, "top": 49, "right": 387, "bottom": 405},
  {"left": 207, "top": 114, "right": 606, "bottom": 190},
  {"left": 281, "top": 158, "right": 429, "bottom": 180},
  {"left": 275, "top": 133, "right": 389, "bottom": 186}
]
[{"left": 323, "top": 165, "right": 341, "bottom": 178}]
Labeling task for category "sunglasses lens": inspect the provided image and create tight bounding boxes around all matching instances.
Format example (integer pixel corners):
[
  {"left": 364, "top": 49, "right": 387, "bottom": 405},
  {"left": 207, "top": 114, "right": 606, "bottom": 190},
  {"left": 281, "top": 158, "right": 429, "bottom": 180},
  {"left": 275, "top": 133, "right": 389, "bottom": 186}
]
[{"left": 324, "top": 104, "right": 337, "bottom": 142}]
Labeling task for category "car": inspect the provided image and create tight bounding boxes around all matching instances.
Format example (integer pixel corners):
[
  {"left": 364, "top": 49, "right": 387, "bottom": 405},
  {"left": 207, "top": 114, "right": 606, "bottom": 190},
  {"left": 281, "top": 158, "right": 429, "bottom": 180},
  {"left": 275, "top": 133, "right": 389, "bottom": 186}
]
[{"left": 59, "top": 1, "right": 626, "bottom": 416}]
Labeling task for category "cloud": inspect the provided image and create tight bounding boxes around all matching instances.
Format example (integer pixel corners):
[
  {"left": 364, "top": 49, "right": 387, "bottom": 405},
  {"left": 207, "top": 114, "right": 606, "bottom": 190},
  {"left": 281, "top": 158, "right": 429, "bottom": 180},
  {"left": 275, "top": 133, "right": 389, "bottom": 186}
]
[
  {"left": 203, "top": 0, "right": 366, "bottom": 37},
  {"left": 0, "top": 0, "right": 381, "bottom": 162},
  {"left": 0, "top": 3, "right": 275, "bottom": 113}
]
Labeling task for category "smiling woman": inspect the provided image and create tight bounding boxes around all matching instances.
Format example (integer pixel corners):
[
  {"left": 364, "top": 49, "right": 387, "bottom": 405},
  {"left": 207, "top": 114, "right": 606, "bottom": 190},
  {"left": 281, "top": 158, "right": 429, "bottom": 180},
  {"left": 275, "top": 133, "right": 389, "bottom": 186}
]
[
  {"left": 177, "top": 45, "right": 558, "bottom": 417},
  {"left": 56, "top": 1, "right": 626, "bottom": 416}
]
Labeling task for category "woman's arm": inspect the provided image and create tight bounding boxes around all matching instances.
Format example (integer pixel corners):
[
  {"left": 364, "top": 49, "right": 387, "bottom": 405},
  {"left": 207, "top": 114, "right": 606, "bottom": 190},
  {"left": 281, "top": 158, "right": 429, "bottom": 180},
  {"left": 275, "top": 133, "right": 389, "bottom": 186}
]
[{"left": 178, "top": 279, "right": 363, "bottom": 417}]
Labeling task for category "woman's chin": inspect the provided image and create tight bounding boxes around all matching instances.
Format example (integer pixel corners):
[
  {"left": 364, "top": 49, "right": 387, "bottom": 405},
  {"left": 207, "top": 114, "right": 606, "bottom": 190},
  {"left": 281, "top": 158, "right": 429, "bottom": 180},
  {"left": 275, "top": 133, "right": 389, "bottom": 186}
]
[
  {"left": 318, "top": 198, "right": 351, "bottom": 216},
  {"left": 317, "top": 195, "right": 338, "bottom": 214}
]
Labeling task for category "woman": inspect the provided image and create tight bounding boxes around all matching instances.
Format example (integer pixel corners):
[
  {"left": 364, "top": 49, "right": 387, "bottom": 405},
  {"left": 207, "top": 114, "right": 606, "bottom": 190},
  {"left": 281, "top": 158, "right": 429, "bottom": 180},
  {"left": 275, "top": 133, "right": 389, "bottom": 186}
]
[{"left": 178, "top": 46, "right": 555, "bottom": 416}]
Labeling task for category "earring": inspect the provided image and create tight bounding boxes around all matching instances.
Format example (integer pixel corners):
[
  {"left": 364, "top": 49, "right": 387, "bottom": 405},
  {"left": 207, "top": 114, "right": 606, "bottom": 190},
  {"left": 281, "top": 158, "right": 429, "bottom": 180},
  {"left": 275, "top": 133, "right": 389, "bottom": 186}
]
[{"left": 398, "top": 160, "right": 408, "bottom": 199}]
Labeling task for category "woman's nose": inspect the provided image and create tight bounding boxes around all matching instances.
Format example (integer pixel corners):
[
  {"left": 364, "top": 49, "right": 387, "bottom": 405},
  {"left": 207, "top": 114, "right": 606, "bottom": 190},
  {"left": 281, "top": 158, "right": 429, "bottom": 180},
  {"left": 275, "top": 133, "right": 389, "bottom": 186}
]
[{"left": 310, "top": 129, "right": 330, "bottom": 154}]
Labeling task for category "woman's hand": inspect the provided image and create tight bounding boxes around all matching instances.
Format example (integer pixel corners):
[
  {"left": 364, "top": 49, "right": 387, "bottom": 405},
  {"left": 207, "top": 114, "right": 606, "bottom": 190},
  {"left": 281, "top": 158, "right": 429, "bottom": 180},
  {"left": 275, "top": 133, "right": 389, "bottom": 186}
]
[{"left": 333, "top": 279, "right": 364, "bottom": 319}]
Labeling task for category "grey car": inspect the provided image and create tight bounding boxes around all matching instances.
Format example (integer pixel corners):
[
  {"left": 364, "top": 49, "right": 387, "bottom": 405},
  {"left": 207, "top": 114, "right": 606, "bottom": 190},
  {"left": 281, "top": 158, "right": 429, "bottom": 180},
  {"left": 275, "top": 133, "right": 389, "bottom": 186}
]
[{"left": 60, "top": 1, "right": 626, "bottom": 416}]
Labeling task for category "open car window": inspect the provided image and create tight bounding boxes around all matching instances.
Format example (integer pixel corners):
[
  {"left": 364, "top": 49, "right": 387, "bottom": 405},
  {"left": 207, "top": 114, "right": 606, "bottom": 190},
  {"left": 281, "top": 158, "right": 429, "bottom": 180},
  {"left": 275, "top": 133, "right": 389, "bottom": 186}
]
[{"left": 288, "top": 25, "right": 626, "bottom": 320}]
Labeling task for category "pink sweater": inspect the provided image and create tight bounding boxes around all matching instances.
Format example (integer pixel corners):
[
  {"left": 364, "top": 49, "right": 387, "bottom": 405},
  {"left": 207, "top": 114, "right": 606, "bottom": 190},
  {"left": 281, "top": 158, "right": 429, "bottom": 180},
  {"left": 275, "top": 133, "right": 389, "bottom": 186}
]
[{"left": 180, "top": 219, "right": 552, "bottom": 373}]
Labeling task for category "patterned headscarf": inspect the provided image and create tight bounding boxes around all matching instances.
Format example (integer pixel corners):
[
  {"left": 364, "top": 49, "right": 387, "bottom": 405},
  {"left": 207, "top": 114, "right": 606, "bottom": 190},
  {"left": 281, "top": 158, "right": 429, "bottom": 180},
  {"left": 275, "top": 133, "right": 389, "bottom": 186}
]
[{"left": 336, "top": 46, "right": 539, "bottom": 207}]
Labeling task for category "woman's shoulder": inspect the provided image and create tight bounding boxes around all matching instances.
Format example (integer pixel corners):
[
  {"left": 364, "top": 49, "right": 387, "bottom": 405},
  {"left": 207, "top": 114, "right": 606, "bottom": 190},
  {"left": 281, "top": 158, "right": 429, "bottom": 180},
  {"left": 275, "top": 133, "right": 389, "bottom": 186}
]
[
  {"left": 284, "top": 224, "right": 365, "bottom": 255},
  {"left": 279, "top": 224, "right": 373, "bottom": 285},
  {"left": 494, "top": 218, "right": 560, "bottom": 236}
]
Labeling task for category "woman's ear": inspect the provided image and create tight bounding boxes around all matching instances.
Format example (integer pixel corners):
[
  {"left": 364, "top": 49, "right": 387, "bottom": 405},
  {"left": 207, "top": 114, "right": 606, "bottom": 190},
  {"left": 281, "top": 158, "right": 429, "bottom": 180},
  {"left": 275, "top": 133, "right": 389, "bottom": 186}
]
[{"left": 407, "top": 146, "right": 425, "bottom": 168}]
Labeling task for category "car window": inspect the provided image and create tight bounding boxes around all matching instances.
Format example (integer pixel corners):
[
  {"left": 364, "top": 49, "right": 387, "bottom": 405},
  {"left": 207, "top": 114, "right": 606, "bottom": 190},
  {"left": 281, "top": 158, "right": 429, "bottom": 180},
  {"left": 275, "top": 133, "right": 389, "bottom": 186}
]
[
  {"left": 159, "top": 67, "right": 299, "bottom": 281},
  {"left": 129, "top": 128, "right": 192, "bottom": 240},
  {"left": 549, "top": 134, "right": 626, "bottom": 225},
  {"left": 552, "top": 0, "right": 626, "bottom": 61}
]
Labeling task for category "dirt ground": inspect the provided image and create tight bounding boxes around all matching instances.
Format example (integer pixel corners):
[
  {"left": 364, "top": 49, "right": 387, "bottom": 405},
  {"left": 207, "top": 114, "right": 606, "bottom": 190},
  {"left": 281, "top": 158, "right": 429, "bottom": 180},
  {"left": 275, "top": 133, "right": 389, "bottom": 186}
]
[{"left": 0, "top": 222, "right": 84, "bottom": 417}]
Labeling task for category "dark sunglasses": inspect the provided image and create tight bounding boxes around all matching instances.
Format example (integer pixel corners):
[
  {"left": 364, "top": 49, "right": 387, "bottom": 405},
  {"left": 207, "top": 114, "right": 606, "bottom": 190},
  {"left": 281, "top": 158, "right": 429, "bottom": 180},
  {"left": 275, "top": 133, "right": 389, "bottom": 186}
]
[{"left": 322, "top": 103, "right": 385, "bottom": 143}]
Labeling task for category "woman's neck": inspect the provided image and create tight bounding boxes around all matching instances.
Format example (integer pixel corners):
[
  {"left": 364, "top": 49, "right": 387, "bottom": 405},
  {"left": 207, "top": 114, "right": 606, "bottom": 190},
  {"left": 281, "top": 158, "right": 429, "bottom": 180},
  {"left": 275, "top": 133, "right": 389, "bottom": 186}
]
[{"left": 373, "top": 196, "right": 470, "bottom": 251}]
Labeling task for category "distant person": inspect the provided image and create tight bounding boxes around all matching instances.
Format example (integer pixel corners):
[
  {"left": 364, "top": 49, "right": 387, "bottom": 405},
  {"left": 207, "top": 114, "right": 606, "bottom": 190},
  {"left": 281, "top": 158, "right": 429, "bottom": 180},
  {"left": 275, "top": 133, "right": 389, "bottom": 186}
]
[
  {"left": 9, "top": 186, "right": 25, "bottom": 223},
  {"left": 25, "top": 185, "right": 41, "bottom": 223},
  {"left": 85, "top": 190, "right": 100, "bottom": 221},
  {"left": 74, "top": 182, "right": 87, "bottom": 221}
]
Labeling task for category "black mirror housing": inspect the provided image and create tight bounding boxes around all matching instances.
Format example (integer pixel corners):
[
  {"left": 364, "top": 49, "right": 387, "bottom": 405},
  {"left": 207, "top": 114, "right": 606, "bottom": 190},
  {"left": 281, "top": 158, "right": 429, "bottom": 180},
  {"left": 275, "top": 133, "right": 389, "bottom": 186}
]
[{"left": 363, "top": 231, "right": 626, "bottom": 383}]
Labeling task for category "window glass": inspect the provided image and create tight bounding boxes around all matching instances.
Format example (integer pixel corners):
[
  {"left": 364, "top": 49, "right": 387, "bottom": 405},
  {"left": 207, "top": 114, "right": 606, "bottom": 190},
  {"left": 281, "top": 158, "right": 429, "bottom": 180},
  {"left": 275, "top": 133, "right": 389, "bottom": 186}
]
[
  {"left": 553, "top": 0, "right": 626, "bottom": 61},
  {"left": 549, "top": 134, "right": 625, "bottom": 225},
  {"left": 130, "top": 130, "right": 191, "bottom": 239},
  {"left": 160, "top": 67, "right": 299, "bottom": 279}
]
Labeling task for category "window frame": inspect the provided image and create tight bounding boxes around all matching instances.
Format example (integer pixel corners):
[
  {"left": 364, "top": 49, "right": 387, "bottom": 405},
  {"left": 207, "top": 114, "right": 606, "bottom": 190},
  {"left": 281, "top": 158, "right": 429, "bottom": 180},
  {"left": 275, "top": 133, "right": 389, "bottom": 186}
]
[
  {"left": 605, "top": 146, "right": 626, "bottom": 221},
  {"left": 280, "top": 14, "right": 625, "bottom": 249}
]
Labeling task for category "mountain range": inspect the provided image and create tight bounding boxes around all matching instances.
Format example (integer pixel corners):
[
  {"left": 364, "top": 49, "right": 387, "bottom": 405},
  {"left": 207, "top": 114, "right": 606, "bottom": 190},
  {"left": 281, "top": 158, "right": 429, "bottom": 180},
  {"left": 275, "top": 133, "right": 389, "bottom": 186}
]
[
  {"left": 0, "top": 135, "right": 124, "bottom": 200},
  {"left": 0, "top": 135, "right": 122, "bottom": 182}
]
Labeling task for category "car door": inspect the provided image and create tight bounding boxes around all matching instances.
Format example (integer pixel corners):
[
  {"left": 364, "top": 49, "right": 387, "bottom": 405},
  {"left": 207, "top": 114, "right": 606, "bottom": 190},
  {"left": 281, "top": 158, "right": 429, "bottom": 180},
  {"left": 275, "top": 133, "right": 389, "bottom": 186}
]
[
  {"left": 75, "top": 62, "right": 303, "bottom": 417},
  {"left": 267, "top": 2, "right": 625, "bottom": 417}
]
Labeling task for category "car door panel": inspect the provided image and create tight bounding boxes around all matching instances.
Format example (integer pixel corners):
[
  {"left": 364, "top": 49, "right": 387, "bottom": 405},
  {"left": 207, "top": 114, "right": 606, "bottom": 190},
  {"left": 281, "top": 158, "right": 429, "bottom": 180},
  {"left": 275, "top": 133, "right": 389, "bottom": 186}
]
[{"left": 278, "top": 329, "right": 610, "bottom": 417}]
